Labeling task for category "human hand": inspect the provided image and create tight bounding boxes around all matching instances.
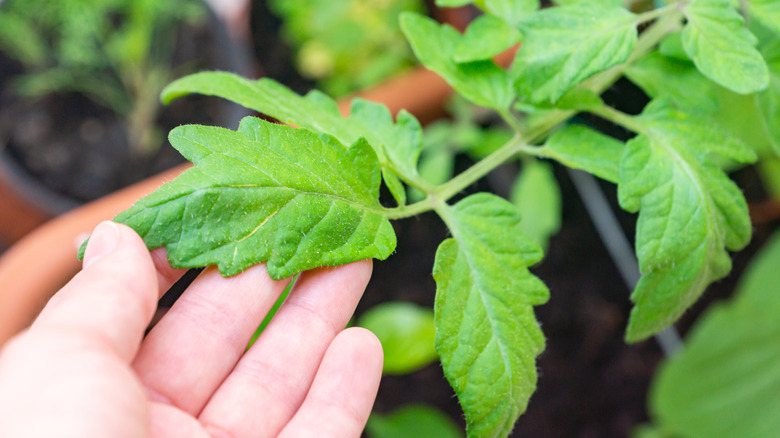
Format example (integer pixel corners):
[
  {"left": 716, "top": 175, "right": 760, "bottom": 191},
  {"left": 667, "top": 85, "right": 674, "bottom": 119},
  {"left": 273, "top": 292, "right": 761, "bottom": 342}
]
[{"left": 0, "top": 221, "right": 383, "bottom": 437}]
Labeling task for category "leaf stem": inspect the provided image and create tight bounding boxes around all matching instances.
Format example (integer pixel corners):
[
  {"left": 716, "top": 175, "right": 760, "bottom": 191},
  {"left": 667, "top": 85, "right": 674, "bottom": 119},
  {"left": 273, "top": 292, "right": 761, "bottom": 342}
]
[
  {"left": 589, "top": 104, "right": 648, "bottom": 134},
  {"left": 381, "top": 195, "right": 441, "bottom": 219},
  {"left": 633, "top": 3, "right": 678, "bottom": 26}
]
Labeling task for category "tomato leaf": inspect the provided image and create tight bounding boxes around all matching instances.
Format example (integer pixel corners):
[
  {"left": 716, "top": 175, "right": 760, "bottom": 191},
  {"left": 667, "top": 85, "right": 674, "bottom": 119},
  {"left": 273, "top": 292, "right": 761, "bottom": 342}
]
[
  {"left": 454, "top": 14, "right": 521, "bottom": 63},
  {"left": 540, "top": 124, "right": 623, "bottom": 183},
  {"left": 103, "top": 117, "right": 396, "bottom": 279},
  {"left": 161, "top": 72, "right": 423, "bottom": 206},
  {"left": 681, "top": 0, "right": 769, "bottom": 94},
  {"left": 400, "top": 12, "right": 515, "bottom": 111},
  {"left": 434, "top": 193, "right": 548, "bottom": 437},
  {"left": 511, "top": 3, "right": 637, "bottom": 103},
  {"left": 618, "top": 100, "right": 756, "bottom": 341},
  {"left": 649, "top": 232, "right": 780, "bottom": 438}
]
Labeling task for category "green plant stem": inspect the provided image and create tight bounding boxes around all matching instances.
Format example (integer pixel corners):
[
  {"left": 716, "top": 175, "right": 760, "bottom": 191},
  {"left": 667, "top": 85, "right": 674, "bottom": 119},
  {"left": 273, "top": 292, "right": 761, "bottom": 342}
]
[
  {"left": 383, "top": 6, "right": 684, "bottom": 220},
  {"left": 589, "top": 104, "right": 648, "bottom": 134},
  {"left": 633, "top": 3, "right": 678, "bottom": 26}
]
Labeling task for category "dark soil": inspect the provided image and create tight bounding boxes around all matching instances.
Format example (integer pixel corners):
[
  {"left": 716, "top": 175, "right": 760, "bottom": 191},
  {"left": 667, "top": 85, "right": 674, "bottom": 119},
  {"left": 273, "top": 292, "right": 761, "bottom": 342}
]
[{"left": 0, "top": 8, "right": 247, "bottom": 212}]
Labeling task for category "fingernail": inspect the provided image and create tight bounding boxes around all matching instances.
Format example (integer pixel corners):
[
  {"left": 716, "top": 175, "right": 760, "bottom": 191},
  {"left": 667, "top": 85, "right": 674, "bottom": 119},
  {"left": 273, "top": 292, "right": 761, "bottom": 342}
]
[{"left": 84, "top": 221, "right": 121, "bottom": 269}]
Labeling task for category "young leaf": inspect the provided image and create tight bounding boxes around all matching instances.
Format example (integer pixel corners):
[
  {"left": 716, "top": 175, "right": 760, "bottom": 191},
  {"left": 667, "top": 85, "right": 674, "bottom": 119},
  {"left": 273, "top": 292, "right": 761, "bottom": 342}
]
[
  {"left": 367, "top": 404, "right": 464, "bottom": 438},
  {"left": 483, "top": 0, "right": 539, "bottom": 27},
  {"left": 649, "top": 232, "right": 780, "bottom": 438},
  {"left": 632, "top": 45, "right": 780, "bottom": 156},
  {"left": 747, "top": 0, "right": 780, "bottom": 36},
  {"left": 511, "top": 3, "right": 637, "bottom": 103},
  {"left": 618, "top": 101, "right": 756, "bottom": 341},
  {"left": 358, "top": 302, "right": 437, "bottom": 375},
  {"left": 106, "top": 117, "right": 396, "bottom": 279},
  {"left": 434, "top": 0, "right": 539, "bottom": 25},
  {"left": 554, "top": 0, "right": 624, "bottom": 7},
  {"left": 161, "top": 72, "right": 423, "bottom": 204},
  {"left": 681, "top": 0, "right": 769, "bottom": 94},
  {"left": 540, "top": 124, "right": 623, "bottom": 183},
  {"left": 434, "top": 193, "right": 549, "bottom": 438},
  {"left": 454, "top": 14, "right": 521, "bottom": 63},
  {"left": 625, "top": 51, "right": 719, "bottom": 112},
  {"left": 510, "top": 160, "right": 562, "bottom": 251},
  {"left": 399, "top": 12, "right": 515, "bottom": 111}
]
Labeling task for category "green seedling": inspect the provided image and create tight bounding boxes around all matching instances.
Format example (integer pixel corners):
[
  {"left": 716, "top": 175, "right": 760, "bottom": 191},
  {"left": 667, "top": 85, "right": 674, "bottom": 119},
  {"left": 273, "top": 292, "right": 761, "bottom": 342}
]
[{"left": 0, "top": 0, "right": 205, "bottom": 155}]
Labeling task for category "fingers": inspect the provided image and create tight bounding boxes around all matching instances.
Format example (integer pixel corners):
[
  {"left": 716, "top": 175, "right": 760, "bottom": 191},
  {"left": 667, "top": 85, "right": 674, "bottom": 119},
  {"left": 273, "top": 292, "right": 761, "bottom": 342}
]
[
  {"left": 31, "top": 221, "right": 159, "bottom": 361},
  {"left": 149, "top": 248, "right": 189, "bottom": 298},
  {"left": 133, "top": 264, "right": 291, "bottom": 415},
  {"left": 197, "top": 260, "right": 373, "bottom": 438},
  {"left": 277, "top": 328, "right": 383, "bottom": 438}
]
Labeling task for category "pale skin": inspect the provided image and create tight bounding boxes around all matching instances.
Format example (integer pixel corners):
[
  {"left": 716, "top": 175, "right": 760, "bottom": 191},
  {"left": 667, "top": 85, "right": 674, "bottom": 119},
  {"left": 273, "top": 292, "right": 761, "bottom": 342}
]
[{"left": 0, "top": 221, "right": 384, "bottom": 437}]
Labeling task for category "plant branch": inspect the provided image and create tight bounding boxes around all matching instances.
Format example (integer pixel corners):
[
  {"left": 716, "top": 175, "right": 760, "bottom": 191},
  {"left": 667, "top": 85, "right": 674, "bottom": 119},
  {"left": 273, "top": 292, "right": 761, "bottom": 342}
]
[
  {"left": 382, "top": 6, "right": 684, "bottom": 219},
  {"left": 423, "top": 8, "right": 683, "bottom": 206}
]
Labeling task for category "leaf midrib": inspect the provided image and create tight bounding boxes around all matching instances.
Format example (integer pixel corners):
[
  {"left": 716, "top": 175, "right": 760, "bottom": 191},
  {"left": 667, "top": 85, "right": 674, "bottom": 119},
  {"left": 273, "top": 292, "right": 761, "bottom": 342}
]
[
  {"left": 646, "top": 129, "right": 721, "bottom": 270},
  {"left": 440, "top": 208, "right": 528, "bottom": 432},
  {"left": 131, "top": 184, "right": 385, "bottom": 218}
]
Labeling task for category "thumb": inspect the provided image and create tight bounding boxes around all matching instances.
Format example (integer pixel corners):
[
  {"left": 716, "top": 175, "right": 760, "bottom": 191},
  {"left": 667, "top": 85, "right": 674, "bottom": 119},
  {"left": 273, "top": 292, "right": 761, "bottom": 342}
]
[{"left": 33, "top": 221, "right": 158, "bottom": 361}]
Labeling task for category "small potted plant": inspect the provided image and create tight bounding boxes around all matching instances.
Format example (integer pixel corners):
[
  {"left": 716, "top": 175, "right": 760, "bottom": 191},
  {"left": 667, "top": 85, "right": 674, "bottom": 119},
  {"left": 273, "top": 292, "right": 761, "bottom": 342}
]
[{"left": 0, "top": 0, "right": 249, "bottom": 243}]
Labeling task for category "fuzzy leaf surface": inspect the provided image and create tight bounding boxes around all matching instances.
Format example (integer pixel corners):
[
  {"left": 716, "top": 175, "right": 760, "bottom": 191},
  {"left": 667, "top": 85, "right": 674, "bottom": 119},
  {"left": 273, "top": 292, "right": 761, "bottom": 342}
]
[
  {"left": 540, "top": 124, "right": 623, "bottom": 183},
  {"left": 111, "top": 117, "right": 396, "bottom": 279},
  {"left": 650, "top": 232, "right": 780, "bottom": 438},
  {"left": 682, "top": 0, "right": 769, "bottom": 94},
  {"left": 511, "top": 3, "right": 637, "bottom": 103},
  {"left": 434, "top": 193, "right": 548, "bottom": 437},
  {"left": 162, "top": 72, "right": 423, "bottom": 204},
  {"left": 400, "top": 12, "right": 514, "bottom": 111},
  {"left": 618, "top": 101, "right": 756, "bottom": 341}
]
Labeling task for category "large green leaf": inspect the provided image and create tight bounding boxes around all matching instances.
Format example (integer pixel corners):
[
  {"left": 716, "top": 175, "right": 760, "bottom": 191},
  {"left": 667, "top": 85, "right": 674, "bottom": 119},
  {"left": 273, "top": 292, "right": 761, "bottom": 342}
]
[
  {"left": 540, "top": 124, "right": 623, "bottom": 183},
  {"left": 681, "top": 0, "right": 769, "bottom": 94},
  {"left": 649, "top": 232, "right": 780, "bottom": 438},
  {"left": 399, "top": 12, "right": 515, "bottom": 111},
  {"left": 109, "top": 117, "right": 396, "bottom": 279},
  {"left": 433, "top": 193, "right": 548, "bottom": 438},
  {"left": 161, "top": 72, "right": 423, "bottom": 205},
  {"left": 618, "top": 100, "right": 756, "bottom": 341},
  {"left": 511, "top": 3, "right": 637, "bottom": 103}
]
